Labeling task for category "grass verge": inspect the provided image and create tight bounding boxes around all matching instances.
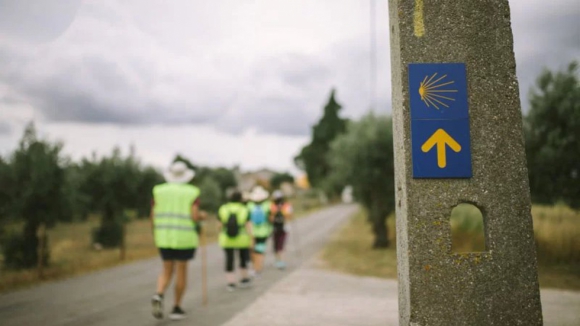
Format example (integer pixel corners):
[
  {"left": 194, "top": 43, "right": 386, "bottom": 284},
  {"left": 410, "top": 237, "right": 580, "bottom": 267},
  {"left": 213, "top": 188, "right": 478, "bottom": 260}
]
[
  {"left": 321, "top": 209, "right": 397, "bottom": 279},
  {"left": 322, "top": 206, "right": 580, "bottom": 291},
  {"left": 0, "top": 216, "right": 221, "bottom": 293}
]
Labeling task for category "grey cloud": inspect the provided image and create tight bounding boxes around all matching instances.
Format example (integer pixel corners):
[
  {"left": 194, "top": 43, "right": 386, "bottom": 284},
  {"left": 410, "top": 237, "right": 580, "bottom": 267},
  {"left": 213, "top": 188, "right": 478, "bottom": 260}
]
[
  {"left": 0, "top": 0, "right": 82, "bottom": 42},
  {"left": 0, "top": 0, "right": 574, "bottom": 138},
  {"left": 511, "top": 2, "right": 580, "bottom": 110},
  {"left": 0, "top": 0, "right": 393, "bottom": 137},
  {"left": 0, "top": 122, "right": 12, "bottom": 135}
]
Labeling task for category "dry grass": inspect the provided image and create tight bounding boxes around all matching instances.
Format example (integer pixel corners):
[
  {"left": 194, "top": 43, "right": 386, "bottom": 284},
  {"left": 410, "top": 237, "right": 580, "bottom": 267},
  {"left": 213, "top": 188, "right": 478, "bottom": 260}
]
[
  {"left": 323, "top": 205, "right": 580, "bottom": 291},
  {"left": 321, "top": 210, "right": 397, "bottom": 279},
  {"left": 532, "top": 204, "right": 580, "bottom": 264},
  {"left": 532, "top": 204, "right": 580, "bottom": 290},
  {"left": 0, "top": 216, "right": 222, "bottom": 293}
]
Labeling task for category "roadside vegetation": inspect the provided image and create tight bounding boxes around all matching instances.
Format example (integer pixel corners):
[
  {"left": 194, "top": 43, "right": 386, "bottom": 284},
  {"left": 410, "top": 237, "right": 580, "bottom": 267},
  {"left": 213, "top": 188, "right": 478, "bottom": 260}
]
[
  {"left": 0, "top": 197, "right": 322, "bottom": 293},
  {"left": 323, "top": 205, "right": 580, "bottom": 291}
]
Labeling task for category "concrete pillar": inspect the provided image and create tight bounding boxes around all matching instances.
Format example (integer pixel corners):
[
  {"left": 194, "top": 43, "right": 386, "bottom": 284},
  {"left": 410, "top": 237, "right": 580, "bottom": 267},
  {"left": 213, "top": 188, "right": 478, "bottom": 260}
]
[{"left": 388, "top": 1, "right": 543, "bottom": 325}]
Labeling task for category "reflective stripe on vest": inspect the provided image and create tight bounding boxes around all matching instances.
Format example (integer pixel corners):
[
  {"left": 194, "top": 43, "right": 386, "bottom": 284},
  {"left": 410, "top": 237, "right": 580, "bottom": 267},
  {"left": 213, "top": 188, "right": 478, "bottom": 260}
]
[
  {"left": 154, "top": 213, "right": 191, "bottom": 220},
  {"left": 154, "top": 224, "right": 196, "bottom": 231}
]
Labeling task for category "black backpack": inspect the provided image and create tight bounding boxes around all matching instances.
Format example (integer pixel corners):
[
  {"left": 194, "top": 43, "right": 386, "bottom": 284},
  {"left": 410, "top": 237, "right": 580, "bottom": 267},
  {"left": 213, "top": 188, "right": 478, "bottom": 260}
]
[
  {"left": 273, "top": 204, "right": 285, "bottom": 232},
  {"left": 225, "top": 212, "right": 239, "bottom": 238}
]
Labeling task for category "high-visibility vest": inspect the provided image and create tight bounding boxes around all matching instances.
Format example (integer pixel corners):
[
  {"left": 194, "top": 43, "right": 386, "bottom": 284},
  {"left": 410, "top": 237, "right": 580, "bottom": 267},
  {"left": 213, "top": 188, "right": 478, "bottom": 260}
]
[
  {"left": 218, "top": 202, "right": 250, "bottom": 248},
  {"left": 153, "top": 183, "right": 200, "bottom": 249},
  {"left": 247, "top": 200, "right": 272, "bottom": 238}
]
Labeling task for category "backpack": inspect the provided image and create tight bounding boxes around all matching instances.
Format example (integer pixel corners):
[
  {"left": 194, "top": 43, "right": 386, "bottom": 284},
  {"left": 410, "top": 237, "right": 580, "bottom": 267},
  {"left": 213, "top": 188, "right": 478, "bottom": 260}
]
[
  {"left": 272, "top": 204, "right": 285, "bottom": 232},
  {"left": 250, "top": 204, "right": 267, "bottom": 225},
  {"left": 225, "top": 212, "right": 239, "bottom": 238}
]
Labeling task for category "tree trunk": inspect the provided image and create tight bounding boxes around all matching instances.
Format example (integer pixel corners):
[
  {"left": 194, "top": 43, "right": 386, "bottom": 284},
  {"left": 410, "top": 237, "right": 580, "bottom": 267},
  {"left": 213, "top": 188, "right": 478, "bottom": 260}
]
[
  {"left": 23, "top": 222, "right": 40, "bottom": 268},
  {"left": 370, "top": 194, "right": 390, "bottom": 249},
  {"left": 37, "top": 223, "right": 46, "bottom": 279},
  {"left": 119, "top": 222, "right": 126, "bottom": 261},
  {"left": 372, "top": 215, "right": 389, "bottom": 248}
]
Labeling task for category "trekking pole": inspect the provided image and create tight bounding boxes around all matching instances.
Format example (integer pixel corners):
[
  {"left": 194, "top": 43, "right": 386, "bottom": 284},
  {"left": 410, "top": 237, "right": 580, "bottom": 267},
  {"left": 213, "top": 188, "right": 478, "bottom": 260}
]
[{"left": 201, "top": 221, "right": 208, "bottom": 307}]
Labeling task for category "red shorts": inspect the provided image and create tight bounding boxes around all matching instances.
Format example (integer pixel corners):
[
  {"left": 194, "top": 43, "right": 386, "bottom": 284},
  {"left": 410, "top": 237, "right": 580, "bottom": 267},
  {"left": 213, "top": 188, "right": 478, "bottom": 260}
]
[{"left": 273, "top": 230, "right": 287, "bottom": 253}]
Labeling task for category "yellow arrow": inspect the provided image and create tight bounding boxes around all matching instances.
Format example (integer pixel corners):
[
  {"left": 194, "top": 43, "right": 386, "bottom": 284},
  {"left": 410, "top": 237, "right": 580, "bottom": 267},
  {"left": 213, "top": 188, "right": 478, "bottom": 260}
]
[{"left": 421, "top": 129, "right": 461, "bottom": 168}]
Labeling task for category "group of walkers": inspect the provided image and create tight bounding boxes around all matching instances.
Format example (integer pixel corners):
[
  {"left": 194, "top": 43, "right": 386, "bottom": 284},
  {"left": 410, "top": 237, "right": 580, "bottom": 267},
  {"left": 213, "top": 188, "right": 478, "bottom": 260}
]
[{"left": 149, "top": 161, "right": 293, "bottom": 320}]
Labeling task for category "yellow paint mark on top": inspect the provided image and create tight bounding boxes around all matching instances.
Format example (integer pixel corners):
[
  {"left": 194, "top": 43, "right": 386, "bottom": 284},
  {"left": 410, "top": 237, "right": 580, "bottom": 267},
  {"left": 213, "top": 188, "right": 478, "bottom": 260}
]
[{"left": 414, "top": 0, "right": 425, "bottom": 37}]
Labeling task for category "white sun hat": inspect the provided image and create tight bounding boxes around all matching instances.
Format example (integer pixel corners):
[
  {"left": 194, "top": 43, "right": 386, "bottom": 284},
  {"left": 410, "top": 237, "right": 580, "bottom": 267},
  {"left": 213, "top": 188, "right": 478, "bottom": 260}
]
[
  {"left": 272, "top": 190, "right": 284, "bottom": 199},
  {"left": 250, "top": 186, "right": 270, "bottom": 202},
  {"left": 163, "top": 161, "right": 195, "bottom": 184}
]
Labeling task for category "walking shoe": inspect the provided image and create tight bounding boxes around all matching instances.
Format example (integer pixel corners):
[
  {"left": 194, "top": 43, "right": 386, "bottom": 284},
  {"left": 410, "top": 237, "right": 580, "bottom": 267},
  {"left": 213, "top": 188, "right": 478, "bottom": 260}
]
[
  {"left": 151, "top": 294, "right": 163, "bottom": 319},
  {"left": 275, "top": 261, "right": 287, "bottom": 270},
  {"left": 227, "top": 283, "right": 237, "bottom": 292},
  {"left": 169, "top": 306, "right": 186, "bottom": 320},
  {"left": 239, "top": 278, "right": 253, "bottom": 288}
]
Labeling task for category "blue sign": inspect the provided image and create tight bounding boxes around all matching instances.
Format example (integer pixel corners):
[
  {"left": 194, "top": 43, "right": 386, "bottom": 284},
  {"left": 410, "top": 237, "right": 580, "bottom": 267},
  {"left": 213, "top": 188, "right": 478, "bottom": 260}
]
[
  {"left": 411, "top": 119, "right": 472, "bottom": 178},
  {"left": 408, "top": 63, "right": 472, "bottom": 178},
  {"left": 409, "top": 63, "right": 469, "bottom": 120}
]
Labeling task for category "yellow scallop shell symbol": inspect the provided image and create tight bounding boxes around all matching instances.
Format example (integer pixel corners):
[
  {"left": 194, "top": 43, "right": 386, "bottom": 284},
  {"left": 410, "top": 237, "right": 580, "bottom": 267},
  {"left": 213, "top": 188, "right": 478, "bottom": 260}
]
[{"left": 419, "top": 73, "right": 458, "bottom": 110}]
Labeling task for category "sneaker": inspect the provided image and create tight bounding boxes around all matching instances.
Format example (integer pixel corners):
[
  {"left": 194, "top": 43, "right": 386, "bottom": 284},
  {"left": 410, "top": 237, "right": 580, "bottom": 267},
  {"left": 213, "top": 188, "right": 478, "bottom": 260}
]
[
  {"left": 169, "top": 306, "right": 186, "bottom": 321},
  {"left": 151, "top": 294, "right": 163, "bottom": 319},
  {"left": 239, "top": 278, "right": 253, "bottom": 288},
  {"left": 227, "top": 283, "right": 237, "bottom": 292},
  {"left": 249, "top": 269, "right": 256, "bottom": 278},
  {"left": 275, "top": 261, "right": 287, "bottom": 270}
]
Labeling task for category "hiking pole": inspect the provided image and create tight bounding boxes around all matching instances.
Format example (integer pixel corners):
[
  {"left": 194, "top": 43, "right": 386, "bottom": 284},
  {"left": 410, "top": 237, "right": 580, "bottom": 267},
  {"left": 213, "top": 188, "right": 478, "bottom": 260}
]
[{"left": 200, "top": 221, "right": 208, "bottom": 307}]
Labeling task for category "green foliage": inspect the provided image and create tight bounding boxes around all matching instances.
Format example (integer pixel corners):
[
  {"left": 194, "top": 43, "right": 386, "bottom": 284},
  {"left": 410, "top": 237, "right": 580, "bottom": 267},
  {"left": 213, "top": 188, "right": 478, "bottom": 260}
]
[
  {"left": 77, "top": 147, "right": 160, "bottom": 247},
  {"left": 0, "top": 157, "right": 12, "bottom": 225},
  {"left": 270, "top": 172, "right": 294, "bottom": 189},
  {"left": 2, "top": 228, "right": 49, "bottom": 269},
  {"left": 198, "top": 177, "right": 223, "bottom": 213},
  {"left": 173, "top": 154, "right": 237, "bottom": 213},
  {"left": 295, "top": 89, "right": 348, "bottom": 189},
  {"left": 525, "top": 61, "right": 580, "bottom": 209},
  {"left": 91, "top": 220, "right": 124, "bottom": 248},
  {"left": 327, "top": 114, "right": 395, "bottom": 248},
  {"left": 135, "top": 167, "right": 164, "bottom": 218},
  {"left": 207, "top": 167, "right": 237, "bottom": 196},
  {"left": 1, "top": 123, "right": 70, "bottom": 268}
]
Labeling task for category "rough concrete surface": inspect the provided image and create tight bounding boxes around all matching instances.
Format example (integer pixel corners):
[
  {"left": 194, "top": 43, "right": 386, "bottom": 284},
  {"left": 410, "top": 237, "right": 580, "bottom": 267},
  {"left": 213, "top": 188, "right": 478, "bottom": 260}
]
[{"left": 389, "top": 0, "right": 542, "bottom": 325}]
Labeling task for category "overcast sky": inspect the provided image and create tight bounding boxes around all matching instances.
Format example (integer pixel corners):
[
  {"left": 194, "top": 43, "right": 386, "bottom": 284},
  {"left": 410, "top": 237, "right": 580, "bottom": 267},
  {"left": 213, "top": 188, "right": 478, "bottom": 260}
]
[{"left": 0, "top": 0, "right": 578, "bottom": 174}]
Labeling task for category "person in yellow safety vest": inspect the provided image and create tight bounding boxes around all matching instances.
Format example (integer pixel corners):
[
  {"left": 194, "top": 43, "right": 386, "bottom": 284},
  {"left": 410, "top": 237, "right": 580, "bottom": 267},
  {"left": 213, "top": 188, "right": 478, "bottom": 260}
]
[
  {"left": 247, "top": 186, "right": 271, "bottom": 276},
  {"left": 270, "top": 190, "right": 293, "bottom": 270},
  {"left": 218, "top": 190, "right": 253, "bottom": 292},
  {"left": 150, "top": 161, "right": 202, "bottom": 321}
]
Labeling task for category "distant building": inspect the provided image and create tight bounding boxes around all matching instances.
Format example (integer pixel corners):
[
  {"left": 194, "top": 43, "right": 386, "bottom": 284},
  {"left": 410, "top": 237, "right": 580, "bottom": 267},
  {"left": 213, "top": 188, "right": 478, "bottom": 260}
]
[
  {"left": 233, "top": 167, "right": 277, "bottom": 192},
  {"left": 295, "top": 174, "right": 310, "bottom": 190}
]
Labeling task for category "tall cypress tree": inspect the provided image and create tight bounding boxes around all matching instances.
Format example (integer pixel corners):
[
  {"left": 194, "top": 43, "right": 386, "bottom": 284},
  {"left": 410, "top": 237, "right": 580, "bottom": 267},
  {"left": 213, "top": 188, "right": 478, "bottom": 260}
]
[{"left": 295, "top": 89, "right": 348, "bottom": 189}]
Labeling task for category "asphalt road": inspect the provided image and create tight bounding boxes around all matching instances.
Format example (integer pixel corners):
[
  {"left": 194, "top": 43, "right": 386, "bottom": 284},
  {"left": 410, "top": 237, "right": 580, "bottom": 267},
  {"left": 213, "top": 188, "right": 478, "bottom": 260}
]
[{"left": 0, "top": 204, "right": 357, "bottom": 326}]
